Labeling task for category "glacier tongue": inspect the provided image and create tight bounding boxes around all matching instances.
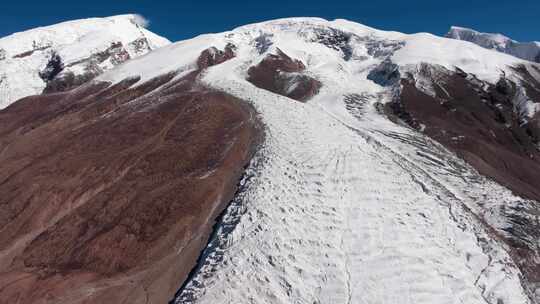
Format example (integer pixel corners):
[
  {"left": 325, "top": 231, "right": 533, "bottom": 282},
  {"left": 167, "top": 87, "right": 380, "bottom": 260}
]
[{"left": 171, "top": 25, "right": 531, "bottom": 303}]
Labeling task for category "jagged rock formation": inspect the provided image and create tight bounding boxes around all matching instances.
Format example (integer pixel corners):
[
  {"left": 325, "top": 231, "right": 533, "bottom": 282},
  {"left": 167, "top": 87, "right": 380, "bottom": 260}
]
[{"left": 38, "top": 51, "right": 64, "bottom": 82}]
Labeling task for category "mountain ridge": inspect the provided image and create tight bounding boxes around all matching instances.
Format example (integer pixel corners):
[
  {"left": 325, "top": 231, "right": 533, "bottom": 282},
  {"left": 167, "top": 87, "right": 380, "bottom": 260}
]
[{"left": 446, "top": 25, "right": 540, "bottom": 63}]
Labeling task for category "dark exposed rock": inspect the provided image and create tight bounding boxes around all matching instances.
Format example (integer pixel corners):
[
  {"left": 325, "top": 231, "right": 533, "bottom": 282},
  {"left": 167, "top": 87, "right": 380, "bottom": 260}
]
[
  {"left": 511, "top": 65, "right": 540, "bottom": 102},
  {"left": 247, "top": 49, "right": 321, "bottom": 102},
  {"left": 254, "top": 32, "right": 274, "bottom": 54},
  {"left": 363, "top": 38, "right": 405, "bottom": 59},
  {"left": 367, "top": 60, "right": 400, "bottom": 86},
  {"left": 454, "top": 67, "right": 468, "bottom": 78},
  {"left": 196, "top": 43, "right": 236, "bottom": 69},
  {"left": 0, "top": 48, "right": 6, "bottom": 60},
  {"left": 495, "top": 76, "right": 514, "bottom": 95},
  {"left": 42, "top": 71, "right": 100, "bottom": 94},
  {"left": 384, "top": 98, "right": 421, "bottom": 129},
  {"left": 38, "top": 51, "right": 64, "bottom": 82},
  {"left": 128, "top": 37, "right": 152, "bottom": 55},
  {"left": 12, "top": 45, "right": 52, "bottom": 59},
  {"left": 0, "top": 47, "right": 261, "bottom": 304},
  {"left": 299, "top": 25, "right": 403, "bottom": 61},
  {"left": 95, "top": 41, "right": 131, "bottom": 65},
  {"left": 12, "top": 50, "right": 36, "bottom": 58},
  {"left": 304, "top": 27, "right": 353, "bottom": 60}
]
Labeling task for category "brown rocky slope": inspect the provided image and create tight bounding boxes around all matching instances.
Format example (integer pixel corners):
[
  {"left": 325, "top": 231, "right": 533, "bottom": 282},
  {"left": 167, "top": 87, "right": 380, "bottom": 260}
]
[{"left": 0, "top": 46, "right": 262, "bottom": 304}]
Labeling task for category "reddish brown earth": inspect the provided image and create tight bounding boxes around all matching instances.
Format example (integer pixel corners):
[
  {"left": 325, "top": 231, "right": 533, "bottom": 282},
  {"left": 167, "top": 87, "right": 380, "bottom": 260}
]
[
  {"left": 395, "top": 67, "right": 540, "bottom": 201},
  {"left": 386, "top": 63, "right": 540, "bottom": 293},
  {"left": 0, "top": 45, "right": 262, "bottom": 304},
  {"left": 247, "top": 48, "right": 321, "bottom": 102},
  {"left": 196, "top": 43, "right": 236, "bottom": 69}
]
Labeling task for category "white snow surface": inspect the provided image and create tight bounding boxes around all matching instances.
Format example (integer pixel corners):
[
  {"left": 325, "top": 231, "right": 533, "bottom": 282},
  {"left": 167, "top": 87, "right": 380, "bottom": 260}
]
[
  {"left": 447, "top": 26, "right": 540, "bottom": 63},
  {"left": 95, "top": 17, "right": 535, "bottom": 304},
  {"left": 0, "top": 14, "right": 170, "bottom": 108}
]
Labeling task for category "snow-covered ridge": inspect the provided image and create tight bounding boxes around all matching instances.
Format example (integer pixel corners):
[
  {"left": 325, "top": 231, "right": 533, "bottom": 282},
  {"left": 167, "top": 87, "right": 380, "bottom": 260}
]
[
  {"left": 100, "top": 17, "right": 526, "bottom": 86},
  {"left": 0, "top": 14, "right": 170, "bottom": 108},
  {"left": 446, "top": 26, "right": 540, "bottom": 63},
  {"left": 0, "top": 14, "right": 168, "bottom": 55},
  {"left": 98, "top": 17, "right": 537, "bottom": 124}
]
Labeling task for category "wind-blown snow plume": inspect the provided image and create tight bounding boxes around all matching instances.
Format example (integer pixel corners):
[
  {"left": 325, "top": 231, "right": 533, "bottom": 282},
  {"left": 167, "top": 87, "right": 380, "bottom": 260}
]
[{"left": 131, "top": 14, "right": 150, "bottom": 28}]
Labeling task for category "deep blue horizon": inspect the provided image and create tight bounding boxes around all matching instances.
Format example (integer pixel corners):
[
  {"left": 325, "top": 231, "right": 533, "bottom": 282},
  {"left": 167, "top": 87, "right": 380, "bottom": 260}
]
[{"left": 2, "top": 0, "right": 539, "bottom": 43}]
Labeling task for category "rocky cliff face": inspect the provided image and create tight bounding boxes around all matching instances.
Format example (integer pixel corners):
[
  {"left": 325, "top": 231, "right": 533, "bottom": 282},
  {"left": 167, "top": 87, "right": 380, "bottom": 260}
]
[{"left": 0, "top": 14, "right": 170, "bottom": 109}]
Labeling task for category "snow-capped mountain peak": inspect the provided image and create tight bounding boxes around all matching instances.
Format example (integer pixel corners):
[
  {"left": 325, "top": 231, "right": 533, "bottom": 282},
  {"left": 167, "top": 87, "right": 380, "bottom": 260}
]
[{"left": 0, "top": 14, "right": 170, "bottom": 108}]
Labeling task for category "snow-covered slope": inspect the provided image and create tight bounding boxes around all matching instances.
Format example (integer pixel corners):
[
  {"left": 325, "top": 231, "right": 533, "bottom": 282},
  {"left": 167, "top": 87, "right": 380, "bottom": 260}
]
[
  {"left": 446, "top": 26, "right": 540, "bottom": 63},
  {"left": 91, "top": 17, "right": 540, "bottom": 304},
  {"left": 0, "top": 14, "right": 170, "bottom": 108}
]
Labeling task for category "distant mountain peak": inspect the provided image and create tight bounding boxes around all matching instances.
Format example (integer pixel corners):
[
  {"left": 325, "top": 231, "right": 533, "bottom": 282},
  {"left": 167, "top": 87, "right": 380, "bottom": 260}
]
[{"left": 446, "top": 25, "right": 540, "bottom": 63}]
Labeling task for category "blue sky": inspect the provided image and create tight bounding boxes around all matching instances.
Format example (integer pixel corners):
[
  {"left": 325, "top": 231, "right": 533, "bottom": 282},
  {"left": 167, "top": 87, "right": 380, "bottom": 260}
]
[{"left": 2, "top": 0, "right": 539, "bottom": 42}]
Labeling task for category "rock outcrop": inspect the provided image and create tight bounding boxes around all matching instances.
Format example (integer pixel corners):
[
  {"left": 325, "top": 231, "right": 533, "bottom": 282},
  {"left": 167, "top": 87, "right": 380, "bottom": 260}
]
[{"left": 247, "top": 49, "right": 321, "bottom": 102}]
